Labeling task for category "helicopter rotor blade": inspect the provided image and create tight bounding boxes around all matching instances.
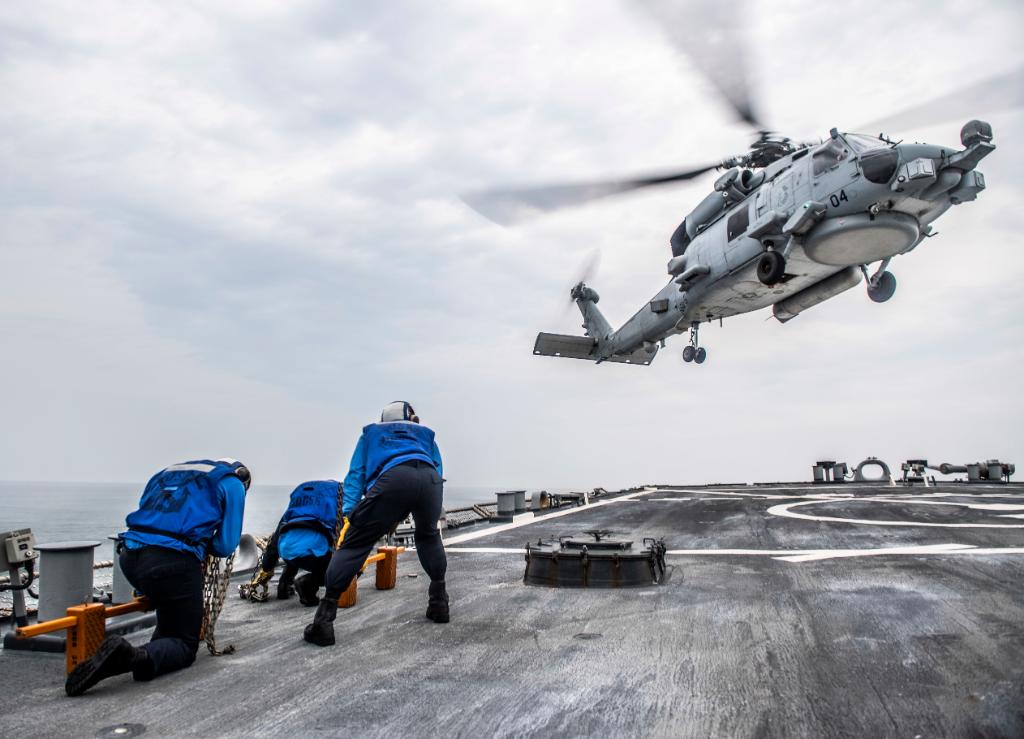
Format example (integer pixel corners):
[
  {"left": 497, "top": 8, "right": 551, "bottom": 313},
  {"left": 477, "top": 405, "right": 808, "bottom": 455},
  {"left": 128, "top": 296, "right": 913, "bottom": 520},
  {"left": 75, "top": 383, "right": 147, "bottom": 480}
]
[
  {"left": 638, "top": 0, "right": 763, "bottom": 129},
  {"left": 564, "top": 250, "right": 602, "bottom": 313},
  {"left": 856, "top": 65, "right": 1024, "bottom": 135},
  {"left": 462, "top": 163, "right": 719, "bottom": 226}
]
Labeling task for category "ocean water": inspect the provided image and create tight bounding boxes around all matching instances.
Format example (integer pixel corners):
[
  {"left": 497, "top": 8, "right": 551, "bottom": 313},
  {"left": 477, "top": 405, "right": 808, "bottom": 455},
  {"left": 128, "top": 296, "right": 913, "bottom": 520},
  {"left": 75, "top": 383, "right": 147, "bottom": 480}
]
[{"left": 0, "top": 480, "right": 509, "bottom": 564}]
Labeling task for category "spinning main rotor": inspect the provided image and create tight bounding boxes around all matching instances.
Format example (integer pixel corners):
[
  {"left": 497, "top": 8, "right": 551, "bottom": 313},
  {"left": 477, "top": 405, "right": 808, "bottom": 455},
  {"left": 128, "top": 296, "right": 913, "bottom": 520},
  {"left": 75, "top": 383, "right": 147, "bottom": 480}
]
[{"left": 462, "top": 2, "right": 1023, "bottom": 227}]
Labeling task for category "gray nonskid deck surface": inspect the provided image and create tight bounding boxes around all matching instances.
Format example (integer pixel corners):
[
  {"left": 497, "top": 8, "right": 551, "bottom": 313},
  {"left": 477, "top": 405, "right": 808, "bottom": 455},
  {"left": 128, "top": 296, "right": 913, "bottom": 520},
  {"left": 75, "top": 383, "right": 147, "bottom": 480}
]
[{"left": 1, "top": 483, "right": 1022, "bottom": 738}]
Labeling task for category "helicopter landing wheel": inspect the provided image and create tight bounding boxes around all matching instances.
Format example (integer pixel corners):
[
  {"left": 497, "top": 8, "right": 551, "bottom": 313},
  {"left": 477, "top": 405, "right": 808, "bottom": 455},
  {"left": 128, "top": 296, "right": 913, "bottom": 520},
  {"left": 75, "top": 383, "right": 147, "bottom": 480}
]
[
  {"left": 867, "top": 270, "right": 897, "bottom": 303},
  {"left": 757, "top": 251, "right": 786, "bottom": 286},
  {"left": 682, "top": 322, "right": 705, "bottom": 364}
]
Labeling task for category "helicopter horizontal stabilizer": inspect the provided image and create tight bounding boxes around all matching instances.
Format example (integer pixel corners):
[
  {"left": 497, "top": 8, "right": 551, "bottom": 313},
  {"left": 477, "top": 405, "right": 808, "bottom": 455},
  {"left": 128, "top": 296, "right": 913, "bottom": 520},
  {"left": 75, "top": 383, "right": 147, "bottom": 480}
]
[
  {"left": 534, "top": 333, "right": 598, "bottom": 360},
  {"left": 533, "top": 333, "right": 657, "bottom": 366}
]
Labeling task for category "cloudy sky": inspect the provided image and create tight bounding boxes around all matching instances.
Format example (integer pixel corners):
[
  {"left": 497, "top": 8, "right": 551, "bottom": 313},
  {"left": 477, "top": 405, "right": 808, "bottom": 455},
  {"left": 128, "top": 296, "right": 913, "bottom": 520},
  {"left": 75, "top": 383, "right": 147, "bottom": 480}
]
[{"left": 2, "top": 0, "right": 1022, "bottom": 489}]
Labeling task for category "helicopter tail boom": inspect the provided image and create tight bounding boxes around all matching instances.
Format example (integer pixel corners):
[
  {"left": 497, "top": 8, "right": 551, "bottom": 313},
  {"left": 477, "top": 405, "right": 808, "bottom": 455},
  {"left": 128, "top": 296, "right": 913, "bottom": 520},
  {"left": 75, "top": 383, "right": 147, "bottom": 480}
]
[{"left": 533, "top": 281, "right": 659, "bottom": 365}]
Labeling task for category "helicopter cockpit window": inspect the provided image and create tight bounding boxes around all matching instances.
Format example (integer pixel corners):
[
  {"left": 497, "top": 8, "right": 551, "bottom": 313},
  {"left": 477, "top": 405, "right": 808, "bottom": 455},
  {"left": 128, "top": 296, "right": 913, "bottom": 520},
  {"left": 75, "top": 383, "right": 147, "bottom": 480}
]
[
  {"left": 812, "top": 138, "right": 849, "bottom": 175},
  {"left": 859, "top": 148, "right": 900, "bottom": 184},
  {"left": 844, "top": 133, "right": 889, "bottom": 153}
]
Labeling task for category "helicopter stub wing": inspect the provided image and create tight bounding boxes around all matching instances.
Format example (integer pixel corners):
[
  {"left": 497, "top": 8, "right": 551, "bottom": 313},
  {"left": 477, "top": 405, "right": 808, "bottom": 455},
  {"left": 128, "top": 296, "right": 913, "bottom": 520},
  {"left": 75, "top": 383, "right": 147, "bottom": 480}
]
[{"left": 533, "top": 333, "right": 658, "bottom": 365}]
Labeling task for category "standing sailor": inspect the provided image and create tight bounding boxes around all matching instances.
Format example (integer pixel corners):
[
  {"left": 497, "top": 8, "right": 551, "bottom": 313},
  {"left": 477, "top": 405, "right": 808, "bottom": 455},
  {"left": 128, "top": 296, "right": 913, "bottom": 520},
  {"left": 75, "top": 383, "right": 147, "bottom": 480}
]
[
  {"left": 256, "top": 480, "right": 340, "bottom": 606},
  {"left": 65, "top": 458, "right": 249, "bottom": 696},
  {"left": 304, "top": 402, "right": 448, "bottom": 647}
]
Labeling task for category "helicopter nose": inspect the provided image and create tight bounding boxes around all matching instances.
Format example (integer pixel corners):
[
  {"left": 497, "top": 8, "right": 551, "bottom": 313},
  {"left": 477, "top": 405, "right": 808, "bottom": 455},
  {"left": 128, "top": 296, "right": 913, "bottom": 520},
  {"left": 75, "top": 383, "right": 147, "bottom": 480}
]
[{"left": 960, "top": 119, "right": 992, "bottom": 147}]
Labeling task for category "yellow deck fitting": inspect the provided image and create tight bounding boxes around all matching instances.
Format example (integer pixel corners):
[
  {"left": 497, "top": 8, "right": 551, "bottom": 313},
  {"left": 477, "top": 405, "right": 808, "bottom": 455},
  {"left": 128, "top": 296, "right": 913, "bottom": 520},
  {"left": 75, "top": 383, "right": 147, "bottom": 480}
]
[
  {"left": 15, "top": 598, "right": 152, "bottom": 674},
  {"left": 337, "top": 545, "right": 404, "bottom": 608}
]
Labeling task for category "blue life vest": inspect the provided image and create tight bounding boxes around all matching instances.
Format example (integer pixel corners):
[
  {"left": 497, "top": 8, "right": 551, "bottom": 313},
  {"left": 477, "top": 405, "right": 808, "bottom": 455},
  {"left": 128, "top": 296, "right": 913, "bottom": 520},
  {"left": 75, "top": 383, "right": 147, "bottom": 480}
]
[
  {"left": 362, "top": 421, "right": 437, "bottom": 490},
  {"left": 125, "top": 460, "right": 246, "bottom": 547},
  {"left": 280, "top": 480, "right": 339, "bottom": 538}
]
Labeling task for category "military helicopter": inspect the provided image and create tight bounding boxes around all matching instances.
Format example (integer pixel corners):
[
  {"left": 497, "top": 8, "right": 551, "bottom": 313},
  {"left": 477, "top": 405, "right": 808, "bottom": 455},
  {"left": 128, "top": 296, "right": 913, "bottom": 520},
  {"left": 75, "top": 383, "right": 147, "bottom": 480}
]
[{"left": 463, "top": 12, "right": 1020, "bottom": 366}]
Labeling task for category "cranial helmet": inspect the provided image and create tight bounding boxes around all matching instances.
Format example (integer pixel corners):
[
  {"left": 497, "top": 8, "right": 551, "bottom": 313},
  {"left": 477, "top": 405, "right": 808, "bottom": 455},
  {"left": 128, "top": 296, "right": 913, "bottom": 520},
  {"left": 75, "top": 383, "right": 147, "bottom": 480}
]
[
  {"left": 381, "top": 401, "right": 419, "bottom": 424},
  {"left": 217, "top": 458, "right": 252, "bottom": 490}
]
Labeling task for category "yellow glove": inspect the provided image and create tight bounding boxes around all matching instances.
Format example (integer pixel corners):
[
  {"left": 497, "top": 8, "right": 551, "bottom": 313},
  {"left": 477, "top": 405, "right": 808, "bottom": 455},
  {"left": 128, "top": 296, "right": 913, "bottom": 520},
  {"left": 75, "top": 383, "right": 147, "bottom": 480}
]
[
  {"left": 252, "top": 568, "right": 273, "bottom": 587},
  {"left": 336, "top": 517, "right": 350, "bottom": 548}
]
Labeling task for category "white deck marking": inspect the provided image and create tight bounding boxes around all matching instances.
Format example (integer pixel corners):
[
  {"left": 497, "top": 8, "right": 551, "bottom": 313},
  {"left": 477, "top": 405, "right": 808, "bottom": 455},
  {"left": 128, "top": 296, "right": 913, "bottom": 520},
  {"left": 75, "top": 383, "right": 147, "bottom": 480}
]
[
  {"left": 442, "top": 489, "right": 654, "bottom": 546},
  {"left": 445, "top": 544, "right": 1024, "bottom": 561},
  {"left": 866, "top": 498, "right": 1024, "bottom": 512},
  {"left": 441, "top": 487, "right": 1024, "bottom": 558},
  {"left": 774, "top": 543, "right": 974, "bottom": 562},
  {"left": 767, "top": 498, "right": 1024, "bottom": 529}
]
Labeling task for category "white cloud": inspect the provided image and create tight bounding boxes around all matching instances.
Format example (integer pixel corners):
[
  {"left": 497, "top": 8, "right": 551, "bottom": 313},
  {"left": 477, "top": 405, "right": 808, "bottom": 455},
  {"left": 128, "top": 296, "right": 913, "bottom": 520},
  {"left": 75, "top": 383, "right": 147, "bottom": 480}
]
[{"left": 1, "top": 0, "right": 1021, "bottom": 489}]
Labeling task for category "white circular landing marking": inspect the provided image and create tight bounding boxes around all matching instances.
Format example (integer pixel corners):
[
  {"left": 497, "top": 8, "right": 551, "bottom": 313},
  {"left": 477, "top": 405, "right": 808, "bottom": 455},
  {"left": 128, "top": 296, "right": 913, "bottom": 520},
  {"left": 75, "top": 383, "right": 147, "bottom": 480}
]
[{"left": 767, "top": 498, "right": 1024, "bottom": 529}]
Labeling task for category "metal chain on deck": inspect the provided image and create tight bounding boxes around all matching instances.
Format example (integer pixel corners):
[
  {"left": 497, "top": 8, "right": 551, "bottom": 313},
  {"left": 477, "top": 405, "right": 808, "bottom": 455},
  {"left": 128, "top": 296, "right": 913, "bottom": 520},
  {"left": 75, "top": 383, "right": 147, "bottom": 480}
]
[
  {"left": 238, "top": 535, "right": 271, "bottom": 603},
  {"left": 333, "top": 481, "right": 344, "bottom": 546},
  {"left": 200, "top": 552, "right": 236, "bottom": 656}
]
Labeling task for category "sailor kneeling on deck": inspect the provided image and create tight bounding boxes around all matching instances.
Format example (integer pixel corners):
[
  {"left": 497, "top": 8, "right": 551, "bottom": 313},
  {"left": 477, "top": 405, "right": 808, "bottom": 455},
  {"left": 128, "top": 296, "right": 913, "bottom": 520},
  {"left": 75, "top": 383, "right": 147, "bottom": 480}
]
[
  {"left": 65, "top": 458, "right": 249, "bottom": 697},
  {"left": 258, "top": 480, "right": 341, "bottom": 605},
  {"left": 304, "top": 401, "right": 448, "bottom": 646}
]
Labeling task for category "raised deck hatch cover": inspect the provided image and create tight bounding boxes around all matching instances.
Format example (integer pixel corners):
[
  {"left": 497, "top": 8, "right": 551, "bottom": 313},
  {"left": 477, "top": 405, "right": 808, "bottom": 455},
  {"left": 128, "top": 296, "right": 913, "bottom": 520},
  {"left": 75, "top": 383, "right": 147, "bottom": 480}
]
[{"left": 524, "top": 530, "right": 667, "bottom": 588}]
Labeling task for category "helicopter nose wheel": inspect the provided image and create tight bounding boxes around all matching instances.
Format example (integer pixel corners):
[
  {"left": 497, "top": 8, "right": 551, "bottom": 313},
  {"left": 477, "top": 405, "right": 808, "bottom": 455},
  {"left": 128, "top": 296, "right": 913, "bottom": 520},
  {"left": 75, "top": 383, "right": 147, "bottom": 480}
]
[
  {"left": 867, "top": 270, "right": 897, "bottom": 303},
  {"left": 757, "top": 250, "right": 786, "bottom": 286},
  {"left": 682, "top": 323, "right": 707, "bottom": 364}
]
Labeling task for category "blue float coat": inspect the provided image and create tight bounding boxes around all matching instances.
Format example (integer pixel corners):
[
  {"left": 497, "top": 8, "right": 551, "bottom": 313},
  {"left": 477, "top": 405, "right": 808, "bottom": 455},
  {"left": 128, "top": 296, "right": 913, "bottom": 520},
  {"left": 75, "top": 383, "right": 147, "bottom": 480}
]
[
  {"left": 342, "top": 423, "right": 443, "bottom": 517},
  {"left": 122, "top": 475, "right": 245, "bottom": 560}
]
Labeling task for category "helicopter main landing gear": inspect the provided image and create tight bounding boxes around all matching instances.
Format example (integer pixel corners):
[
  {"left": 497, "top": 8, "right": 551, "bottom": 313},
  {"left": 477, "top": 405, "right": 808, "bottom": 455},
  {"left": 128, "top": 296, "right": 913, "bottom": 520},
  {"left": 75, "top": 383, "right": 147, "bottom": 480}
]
[
  {"left": 682, "top": 322, "right": 707, "bottom": 364},
  {"left": 862, "top": 261, "right": 897, "bottom": 303},
  {"left": 757, "top": 249, "right": 786, "bottom": 286}
]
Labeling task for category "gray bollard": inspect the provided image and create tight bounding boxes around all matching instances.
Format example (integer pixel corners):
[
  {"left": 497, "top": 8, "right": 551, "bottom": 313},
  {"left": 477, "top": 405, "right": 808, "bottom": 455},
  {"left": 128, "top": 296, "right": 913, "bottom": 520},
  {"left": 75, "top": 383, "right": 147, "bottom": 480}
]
[
  {"left": 495, "top": 491, "right": 517, "bottom": 521},
  {"left": 967, "top": 464, "right": 981, "bottom": 482},
  {"left": 108, "top": 536, "right": 134, "bottom": 605},
  {"left": 232, "top": 534, "right": 263, "bottom": 574},
  {"left": 35, "top": 541, "right": 101, "bottom": 621},
  {"left": 513, "top": 490, "right": 527, "bottom": 514},
  {"left": 987, "top": 461, "right": 1004, "bottom": 482}
]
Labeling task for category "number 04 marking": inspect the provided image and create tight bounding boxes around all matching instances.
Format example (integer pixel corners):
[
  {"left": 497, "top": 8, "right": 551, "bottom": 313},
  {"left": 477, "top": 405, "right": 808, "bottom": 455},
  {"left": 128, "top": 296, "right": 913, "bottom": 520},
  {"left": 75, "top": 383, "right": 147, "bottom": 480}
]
[{"left": 829, "top": 189, "right": 849, "bottom": 208}]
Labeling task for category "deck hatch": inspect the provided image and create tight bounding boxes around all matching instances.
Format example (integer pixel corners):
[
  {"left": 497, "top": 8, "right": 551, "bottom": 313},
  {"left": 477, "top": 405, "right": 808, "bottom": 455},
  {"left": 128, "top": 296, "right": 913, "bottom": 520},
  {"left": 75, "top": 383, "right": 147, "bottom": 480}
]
[{"left": 524, "top": 531, "right": 666, "bottom": 588}]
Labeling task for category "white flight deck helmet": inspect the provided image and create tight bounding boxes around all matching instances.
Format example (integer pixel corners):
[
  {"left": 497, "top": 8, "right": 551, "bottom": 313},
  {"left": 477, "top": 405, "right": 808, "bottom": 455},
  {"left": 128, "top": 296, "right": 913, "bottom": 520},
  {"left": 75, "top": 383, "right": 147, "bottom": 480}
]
[{"left": 381, "top": 401, "right": 419, "bottom": 424}]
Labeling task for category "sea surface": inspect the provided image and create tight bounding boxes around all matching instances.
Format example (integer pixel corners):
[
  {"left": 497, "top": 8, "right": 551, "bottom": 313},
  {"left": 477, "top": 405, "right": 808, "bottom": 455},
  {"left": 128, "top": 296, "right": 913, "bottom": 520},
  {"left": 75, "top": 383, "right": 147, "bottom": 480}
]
[
  {"left": 1, "top": 480, "right": 531, "bottom": 613},
  {"left": 1, "top": 480, "right": 514, "bottom": 563}
]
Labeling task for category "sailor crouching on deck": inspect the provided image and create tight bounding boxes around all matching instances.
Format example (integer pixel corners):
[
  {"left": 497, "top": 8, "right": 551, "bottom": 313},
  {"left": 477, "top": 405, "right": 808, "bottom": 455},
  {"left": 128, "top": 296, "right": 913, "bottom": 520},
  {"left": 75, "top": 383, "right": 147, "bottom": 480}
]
[
  {"left": 257, "top": 480, "right": 340, "bottom": 605},
  {"left": 65, "top": 459, "right": 249, "bottom": 697},
  {"left": 304, "top": 402, "right": 448, "bottom": 647}
]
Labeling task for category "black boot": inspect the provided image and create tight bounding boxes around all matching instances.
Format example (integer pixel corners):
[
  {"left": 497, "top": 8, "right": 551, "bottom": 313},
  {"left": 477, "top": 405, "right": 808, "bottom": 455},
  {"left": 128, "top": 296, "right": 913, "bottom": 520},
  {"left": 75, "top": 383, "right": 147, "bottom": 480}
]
[
  {"left": 303, "top": 598, "right": 337, "bottom": 646},
  {"left": 426, "top": 579, "right": 450, "bottom": 623},
  {"left": 277, "top": 564, "right": 297, "bottom": 600},
  {"left": 294, "top": 574, "right": 320, "bottom": 607},
  {"left": 65, "top": 636, "right": 148, "bottom": 697}
]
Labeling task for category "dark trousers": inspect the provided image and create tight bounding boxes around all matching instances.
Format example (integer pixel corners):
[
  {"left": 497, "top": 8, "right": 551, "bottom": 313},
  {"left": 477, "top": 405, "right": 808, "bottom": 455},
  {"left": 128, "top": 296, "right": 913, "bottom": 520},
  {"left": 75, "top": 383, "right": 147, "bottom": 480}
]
[
  {"left": 324, "top": 460, "right": 446, "bottom": 600},
  {"left": 119, "top": 546, "right": 203, "bottom": 680},
  {"left": 280, "top": 553, "right": 331, "bottom": 589}
]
